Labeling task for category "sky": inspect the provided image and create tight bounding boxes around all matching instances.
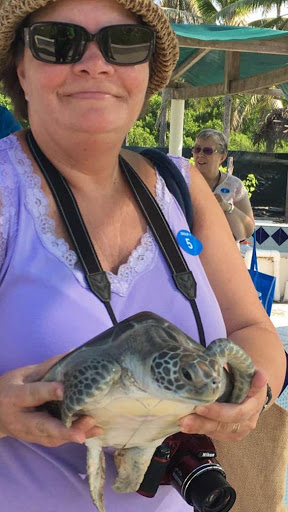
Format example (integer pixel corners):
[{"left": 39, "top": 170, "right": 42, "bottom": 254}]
[{"left": 247, "top": 4, "right": 288, "bottom": 21}]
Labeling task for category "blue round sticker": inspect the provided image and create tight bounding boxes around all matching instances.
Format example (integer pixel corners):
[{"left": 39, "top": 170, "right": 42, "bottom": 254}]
[
  {"left": 176, "top": 230, "right": 203, "bottom": 256},
  {"left": 220, "top": 187, "right": 230, "bottom": 194}
]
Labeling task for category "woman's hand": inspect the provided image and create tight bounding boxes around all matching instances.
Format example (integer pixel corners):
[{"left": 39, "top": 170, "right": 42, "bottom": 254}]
[
  {"left": 214, "top": 193, "right": 232, "bottom": 213},
  {"left": 0, "top": 357, "right": 102, "bottom": 447},
  {"left": 180, "top": 370, "right": 268, "bottom": 441}
]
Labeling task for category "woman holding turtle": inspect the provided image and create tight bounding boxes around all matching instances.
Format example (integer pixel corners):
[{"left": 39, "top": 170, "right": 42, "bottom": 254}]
[{"left": 0, "top": 0, "right": 285, "bottom": 511}]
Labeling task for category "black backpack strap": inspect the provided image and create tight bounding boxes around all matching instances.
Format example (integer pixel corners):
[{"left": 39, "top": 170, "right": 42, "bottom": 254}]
[{"left": 140, "top": 148, "right": 193, "bottom": 232}]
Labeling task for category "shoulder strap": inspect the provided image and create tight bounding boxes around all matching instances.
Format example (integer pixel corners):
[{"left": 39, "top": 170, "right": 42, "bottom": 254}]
[
  {"left": 120, "top": 155, "right": 206, "bottom": 347},
  {"left": 140, "top": 148, "right": 193, "bottom": 232}
]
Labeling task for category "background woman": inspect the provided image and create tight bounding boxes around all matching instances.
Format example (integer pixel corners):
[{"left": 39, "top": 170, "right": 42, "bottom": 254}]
[
  {"left": 0, "top": 1, "right": 285, "bottom": 511},
  {"left": 192, "top": 128, "right": 255, "bottom": 241}
]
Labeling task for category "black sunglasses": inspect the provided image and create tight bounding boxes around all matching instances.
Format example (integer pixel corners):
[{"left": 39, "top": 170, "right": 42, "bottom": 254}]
[
  {"left": 23, "top": 22, "right": 155, "bottom": 66},
  {"left": 192, "top": 146, "right": 218, "bottom": 155}
]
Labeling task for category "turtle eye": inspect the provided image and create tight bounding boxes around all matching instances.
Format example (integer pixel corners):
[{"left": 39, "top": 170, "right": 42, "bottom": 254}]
[{"left": 181, "top": 367, "right": 193, "bottom": 382}]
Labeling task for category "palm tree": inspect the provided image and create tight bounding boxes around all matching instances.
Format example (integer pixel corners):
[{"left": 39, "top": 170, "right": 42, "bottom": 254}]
[
  {"left": 212, "top": 1, "right": 288, "bottom": 29},
  {"left": 190, "top": 0, "right": 252, "bottom": 25},
  {"left": 161, "top": 0, "right": 202, "bottom": 22},
  {"left": 253, "top": 107, "right": 288, "bottom": 152}
]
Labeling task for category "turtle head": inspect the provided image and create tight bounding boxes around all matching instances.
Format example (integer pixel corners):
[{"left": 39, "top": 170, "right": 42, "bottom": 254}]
[{"left": 149, "top": 347, "right": 225, "bottom": 404}]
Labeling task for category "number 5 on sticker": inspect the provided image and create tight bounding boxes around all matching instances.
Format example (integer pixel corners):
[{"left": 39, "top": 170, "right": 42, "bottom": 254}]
[{"left": 177, "top": 230, "right": 202, "bottom": 256}]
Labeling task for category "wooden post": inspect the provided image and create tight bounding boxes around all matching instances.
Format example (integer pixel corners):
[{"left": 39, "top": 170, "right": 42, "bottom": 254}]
[
  {"left": 158, "top": 89, "right": 169, "bottom": 148},
  {"left": 285, "top": 169, "right": 288, "bottom": 223}
]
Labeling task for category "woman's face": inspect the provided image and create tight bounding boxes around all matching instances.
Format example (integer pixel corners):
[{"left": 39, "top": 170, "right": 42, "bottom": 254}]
[
  {"left": 17, "top": 0, "right": 150, "bottom": 137},
  {"left": 193, "top": 136, "right": 226, "bottom": 178}
]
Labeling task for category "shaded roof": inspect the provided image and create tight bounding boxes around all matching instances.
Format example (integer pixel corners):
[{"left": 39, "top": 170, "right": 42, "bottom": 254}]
[{"left": 168, "top": 24, "right": 288, "bottom": 100}]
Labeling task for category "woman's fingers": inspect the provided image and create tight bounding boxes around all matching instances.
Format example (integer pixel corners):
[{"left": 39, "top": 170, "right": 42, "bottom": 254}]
[
  {"left": 21, "top": 354, "right": 66, "bottom": 383},
  {"left": 180, "top": 409, "right": 259, "bottom": 441},
  {"left": 4, "top": 409, "right": 86, "bottom": 446},
  {"left": 180, "top": 370, "right": 268, "bottom": 441},
  {"left": 4, "top": 380, "right": 63, "bottom": 408},
  {"left": 0, "top": 357, "right": 87, "bottom": 446},
  {"left": 73, "top": 415, "right": 103, "bottom": 438}
]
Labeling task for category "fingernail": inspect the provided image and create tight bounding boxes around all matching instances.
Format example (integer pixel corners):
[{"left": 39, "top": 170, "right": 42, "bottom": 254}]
[
  {"left": 180, "top": 418, "right": 190, "bottom": 431},
  {"left": 71, "top": 432, "right": 85, "bottom": 444},
  {"left": 55, "top": 387, "right": 64, "bottom": 400},
  {"left": 74, "top": 436, "right": 85, "bottom": 444},
  {"left": 195, "top": 406, "right": 208, "bottom": 415}
]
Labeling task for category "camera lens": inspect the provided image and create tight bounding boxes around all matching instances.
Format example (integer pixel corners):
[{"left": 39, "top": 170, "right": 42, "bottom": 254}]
[
  {"left": 204, "top": 487, "right": 234, "bottom": 511},
  {"left": 182, "top": 465, "right": 236, "bottom": 512}
]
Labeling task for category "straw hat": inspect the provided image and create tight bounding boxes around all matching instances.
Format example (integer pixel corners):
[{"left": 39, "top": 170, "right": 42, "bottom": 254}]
[{"left": 0, "top": 0, "right": 179, "bottom": 96}]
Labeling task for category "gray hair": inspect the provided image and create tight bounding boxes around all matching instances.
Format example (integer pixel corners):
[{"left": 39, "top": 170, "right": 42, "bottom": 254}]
[{"left": 195, "top": 129, "right": 228, "bottom": 154}]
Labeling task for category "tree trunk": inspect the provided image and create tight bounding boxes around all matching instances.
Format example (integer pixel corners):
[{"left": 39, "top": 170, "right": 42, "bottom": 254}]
[
  {"left": 159, "top": 89, "right": 169, "bottom": 147},
  {"left": 223, "top": 94, "right": 232, "bottom": 143}
]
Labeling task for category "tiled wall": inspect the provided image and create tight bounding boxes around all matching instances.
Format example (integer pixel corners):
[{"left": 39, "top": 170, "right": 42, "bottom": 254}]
[{"left": 248, "top": 221, "right": 288, "bottom": 253}]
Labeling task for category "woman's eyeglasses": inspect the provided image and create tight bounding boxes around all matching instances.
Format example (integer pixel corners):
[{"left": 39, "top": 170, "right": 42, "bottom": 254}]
[
  {"left": 23, "top": 22, "right": 155, "bottom": 66},
  {"left": 192, "top": 146, "right": 218, "bottom": 155}
]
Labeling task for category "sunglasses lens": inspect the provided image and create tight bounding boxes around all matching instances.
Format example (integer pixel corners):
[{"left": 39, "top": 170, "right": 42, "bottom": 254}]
[
  {"left": 192, "top": 146, "right": 214, "bottom": 155},
  {"left": 101, "top": 25, "right": 154, "bottom": 65},
  {"left": 203, "top": 147, "right": 214, "bottom": 155},
  {"left": 30, "top": 23, "right": 85, "bottom": 63}
]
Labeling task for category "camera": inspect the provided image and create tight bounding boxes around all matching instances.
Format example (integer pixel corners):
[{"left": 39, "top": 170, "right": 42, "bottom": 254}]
[{"left": 137, "top": 432, "right": 236, "bottom": 512}]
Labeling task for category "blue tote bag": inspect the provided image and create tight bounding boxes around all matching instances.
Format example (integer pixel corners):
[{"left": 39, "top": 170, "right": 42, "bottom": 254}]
[{"left": 248, "top": 232, "right": 276, "bottom": 316}]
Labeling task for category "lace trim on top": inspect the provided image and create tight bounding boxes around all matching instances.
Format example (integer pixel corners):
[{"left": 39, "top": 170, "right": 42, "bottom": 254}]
[
  {"left": 1, "top": 137, "right": 189, "bottom": 296},
  {"left": 107, "top": 171, "right": 174, "bottom": 296},
  {"left": 14, "top": 141, "right": 78, "bottom": 269},
  {"left": 0, "top": 139, "right": 19, "bottom": 269}
]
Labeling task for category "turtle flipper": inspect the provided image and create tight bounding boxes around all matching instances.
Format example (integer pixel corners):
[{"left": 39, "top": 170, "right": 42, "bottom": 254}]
[
  {"left": 206, "top": 339, "right": 255, "bottom": 403},
  {"left": 60, "top": 358, "right": 122, "bottom": 427},
  {"left": 113, "top": 445, "right": 159, "bottom": 493},
  {"left": 86, "top": 438, "right": 107, "bottom": 512}
]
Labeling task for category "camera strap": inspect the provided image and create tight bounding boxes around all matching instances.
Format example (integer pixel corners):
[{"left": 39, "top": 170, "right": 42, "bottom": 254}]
[{"left": 26, "top": 130, "right": 206, "bottom": 347}]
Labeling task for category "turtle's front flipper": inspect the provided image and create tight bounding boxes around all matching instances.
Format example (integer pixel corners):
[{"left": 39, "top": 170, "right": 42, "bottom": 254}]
[
  {"left": 86, "top": 438, "right": 106, "bottom": 512},
  {"left": 113, "top": 445, "right": 159, "bottom": 493},
  {"left": 60, "top": 358, "right": 122, "bottom": 427},
  {"left": 207, "top": 339, "right": 255, "bottom": 403}
]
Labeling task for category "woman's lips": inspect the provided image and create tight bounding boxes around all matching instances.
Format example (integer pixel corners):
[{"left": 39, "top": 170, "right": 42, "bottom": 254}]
[{"left": 69, "top": 91, "right": 115, "bottom": 99}]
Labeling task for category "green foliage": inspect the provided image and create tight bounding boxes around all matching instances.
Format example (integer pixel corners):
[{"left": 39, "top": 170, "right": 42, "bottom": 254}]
[
  {"left": 0, "top": 93, "right": 13, "bottom": 110},
  {"left": 126, "top": 121, "right": 157, "bottom": 147},
  {"left": 274, "top": 140, "right": 288, "bottom": 152},
  {"left": 242, "top": 173, "right": 258, "bottom": 199},
  {"left": 228, "top": 131, "right": 263, "bottom": 151},
  {"left": 126, "top": 94, "right": 162, "bottom": 146}
]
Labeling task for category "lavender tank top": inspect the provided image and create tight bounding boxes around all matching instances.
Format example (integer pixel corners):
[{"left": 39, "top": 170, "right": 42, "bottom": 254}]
[{"left": 0, "top": 136, "right": 226, "bottom": 512}]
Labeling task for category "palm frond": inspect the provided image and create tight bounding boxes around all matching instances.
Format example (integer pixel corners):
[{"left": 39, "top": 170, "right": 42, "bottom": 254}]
[
  {"left": 161, "top": 6, "right": 202, "bottom": 22},
  {"left": 190, "top": 0, "right": 218, "bottom": 22}
]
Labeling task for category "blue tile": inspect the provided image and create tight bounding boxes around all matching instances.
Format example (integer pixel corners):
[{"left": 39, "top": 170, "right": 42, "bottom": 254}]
[
  {"left": 255, "top": 227, "right": 270, "bottom": 244},
  {"left": 271, "top": 228, "right": 288, "bottom": 246}
]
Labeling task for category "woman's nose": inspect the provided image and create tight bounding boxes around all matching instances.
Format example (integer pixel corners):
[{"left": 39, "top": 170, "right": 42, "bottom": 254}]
[{"left": 72, "top": 41, "right": 114, "bottom": 75}]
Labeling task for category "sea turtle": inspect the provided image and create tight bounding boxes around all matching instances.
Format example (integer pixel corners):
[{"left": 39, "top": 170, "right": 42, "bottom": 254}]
[{"left": 42, "top": 311, "right": 254, "bottom": 512}]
